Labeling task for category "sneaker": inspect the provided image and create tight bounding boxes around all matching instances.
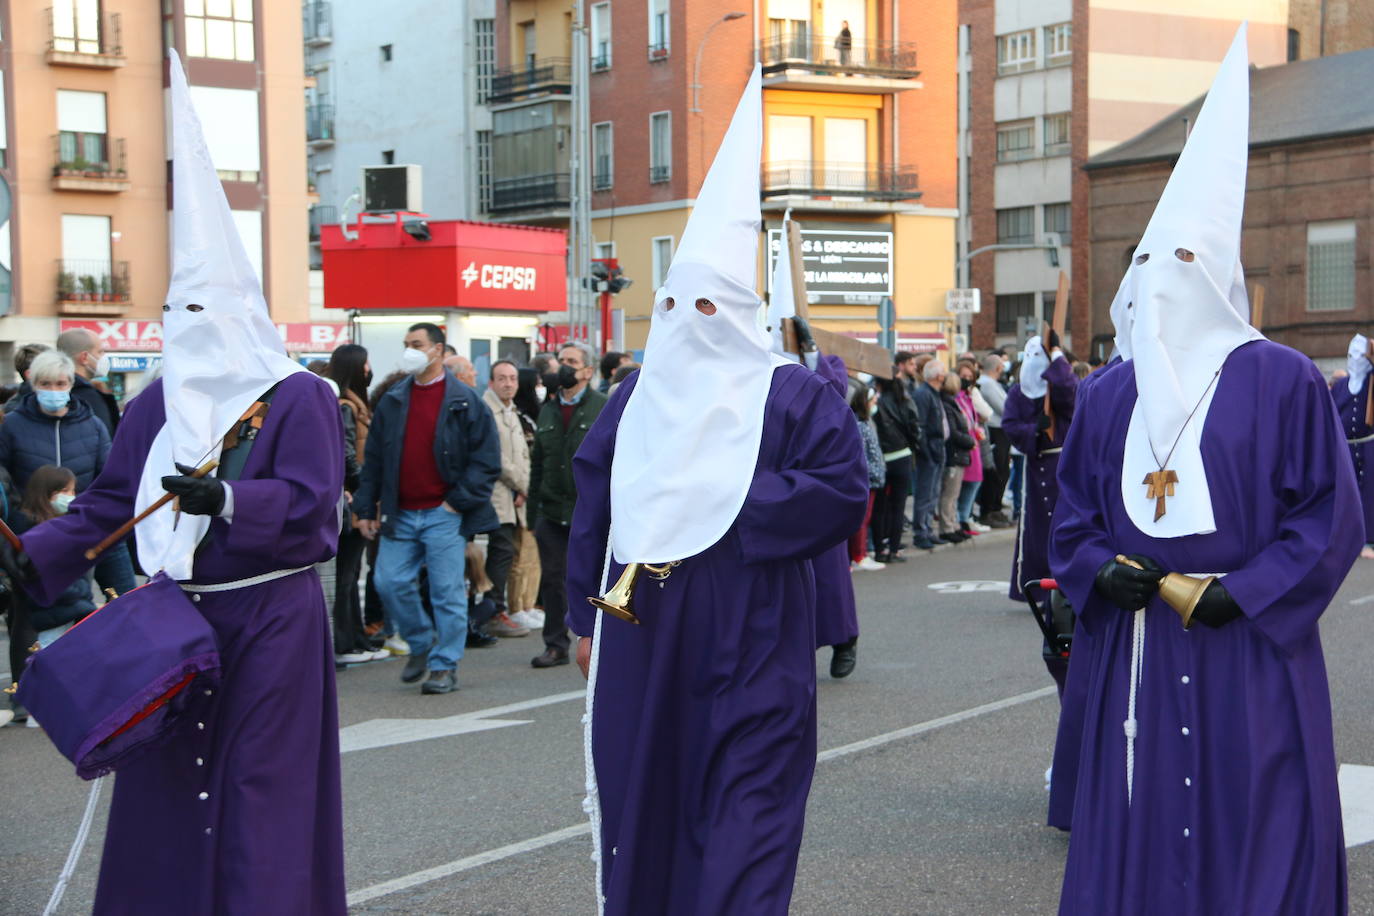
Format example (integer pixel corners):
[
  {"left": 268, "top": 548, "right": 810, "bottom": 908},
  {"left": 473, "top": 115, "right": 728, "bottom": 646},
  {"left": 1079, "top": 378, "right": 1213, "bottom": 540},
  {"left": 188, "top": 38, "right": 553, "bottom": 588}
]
[
  {"left": 911, "top": 538, "right": 938, "bottom": 550},
  {"left": 367, "top": 649, "right": 392, "bottom": 661},
  {"left": 510, "top": 610, "right": 543, "bottom": 630},
  {"left": 421, "top": 670, "right": 458, "bottom": 695},
  {"left": 523, "top": 608, "right": 546, "bottom": 628},
  {"left": 384, "top": 634, "right": 411, "bottom": 657},
  {"left": 0, "top": 709, "right": 12, "bottom": 728},
  {"left": 970, "top": 521, "right": 991, "bottom": 533},
  {"left": 400, "top": 652, "right": 429, "bottom": 684},
  {"left": 26, "top": 716, "right": 39, "bottom": 729},
  {"left": 488, "top": 612, "right": 530, "bottom": 638},
  {"left": 856, "top": 556, "right": 885, "bottom": 571},
  {"left": 334, "top": 650, "right": 376, "bottom": 665}
]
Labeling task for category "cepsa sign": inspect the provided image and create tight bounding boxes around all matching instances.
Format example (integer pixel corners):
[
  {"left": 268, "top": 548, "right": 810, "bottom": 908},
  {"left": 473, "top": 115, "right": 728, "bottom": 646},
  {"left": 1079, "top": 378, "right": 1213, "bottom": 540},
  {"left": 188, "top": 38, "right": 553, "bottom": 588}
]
[
  {"left": 461, "top": 262, "right": 537, "bottom": 292},
  {"left": 60, "top": 320, "right": 351, "bottom": 354}
]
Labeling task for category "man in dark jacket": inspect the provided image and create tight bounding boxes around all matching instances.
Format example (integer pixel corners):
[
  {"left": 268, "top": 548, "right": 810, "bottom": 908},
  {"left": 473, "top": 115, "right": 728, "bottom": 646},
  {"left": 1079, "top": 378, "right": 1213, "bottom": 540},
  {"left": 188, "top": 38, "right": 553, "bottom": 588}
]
[
  {"left": 910, "top": 358, "right": 948, "bottom": 549},
  {"left": 56, "top": 327, "right": 120, "bottom": 435},
  {"left": 354, "top": 323, "right": 501, "bottom": 695},
  {"left": 528, "top": 340, "right": 606, "bottom": 668}
]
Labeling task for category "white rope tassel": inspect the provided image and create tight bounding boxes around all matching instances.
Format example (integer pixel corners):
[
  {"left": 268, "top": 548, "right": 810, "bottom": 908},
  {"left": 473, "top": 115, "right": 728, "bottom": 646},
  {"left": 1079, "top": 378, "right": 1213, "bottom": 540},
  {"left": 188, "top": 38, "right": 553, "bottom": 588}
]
[
  {"left": 43, "top": 775, "right": 104, "bottom": 916},
  {"left": 581, "top": 536, "right": 614, "bottom": 916},
  {"left": 1125, "top": 608, "right": 1146, "bottom": 807}
]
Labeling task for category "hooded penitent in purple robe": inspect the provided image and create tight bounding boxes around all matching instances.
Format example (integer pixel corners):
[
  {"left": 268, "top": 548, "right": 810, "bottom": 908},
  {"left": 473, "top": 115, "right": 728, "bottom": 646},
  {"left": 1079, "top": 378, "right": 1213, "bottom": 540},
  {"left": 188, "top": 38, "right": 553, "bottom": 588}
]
[
  {"left": 20, "top": 372, "right": 347, "bottom": 915},
  {"left": 1049, "top": 341, "right": 1359, "bottom": 914},
  {"left": 1004, "top": 355, "right": 1077, "bottom": 603},
  {"left": 812, "top": 354, "right": 861, "bottom": 649},
  {"left": 567, "top": 364, "right": 867, "bottom": 915},
  {"left": 1329, "top": 372, "right": 1374, "bottom": 544}
]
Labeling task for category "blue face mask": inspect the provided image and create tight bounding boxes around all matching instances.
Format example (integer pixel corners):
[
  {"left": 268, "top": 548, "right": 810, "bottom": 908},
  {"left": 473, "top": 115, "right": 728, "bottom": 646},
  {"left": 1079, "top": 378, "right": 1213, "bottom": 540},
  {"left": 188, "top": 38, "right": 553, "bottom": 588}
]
[
  {"left": 35, "top": 389, "right": 71, "bottom": 413},
  {"left": 52, "top": 493, "right": 75, "bottom": 514}
]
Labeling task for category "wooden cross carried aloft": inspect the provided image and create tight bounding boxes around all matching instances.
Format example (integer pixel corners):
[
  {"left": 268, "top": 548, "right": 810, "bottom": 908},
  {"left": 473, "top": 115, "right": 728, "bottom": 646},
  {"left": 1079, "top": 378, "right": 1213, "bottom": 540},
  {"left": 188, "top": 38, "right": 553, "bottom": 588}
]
[
  {"left": 776, "top": 217, "right": 895, "bottom": 379},
  {"left": 1041, "top": 269, "right": 1070, "bottom": 441},
  {"left": 1142, "top": 469, "right": 1178, "bottom": 522}
]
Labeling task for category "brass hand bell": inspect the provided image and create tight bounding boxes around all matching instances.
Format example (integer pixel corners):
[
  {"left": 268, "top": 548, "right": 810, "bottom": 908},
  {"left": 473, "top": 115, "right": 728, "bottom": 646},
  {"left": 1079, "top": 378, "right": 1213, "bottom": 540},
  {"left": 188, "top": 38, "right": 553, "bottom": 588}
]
[{"left": 1116, "top": 555, "right": 1216, "bottom": 629}]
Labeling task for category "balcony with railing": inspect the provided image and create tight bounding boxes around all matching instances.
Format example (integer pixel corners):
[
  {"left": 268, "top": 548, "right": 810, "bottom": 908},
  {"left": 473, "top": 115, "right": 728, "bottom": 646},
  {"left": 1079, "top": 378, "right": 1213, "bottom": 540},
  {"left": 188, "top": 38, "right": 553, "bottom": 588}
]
[
  {"left": 760, "top": 161, "right": 920, "bottom": 202},
  {"left": 759, "top": 35, "right": 919, "bottom": 91},
  {"left": 46, "top": 7, "right": 125, "bottom": 68},
  {"left": 307, "top": 103, "right": 335, "bottom": 146},
  {"left": 303, "top": 1, "right": 332, "bottom": 45},
  {"left": 309, "top": 205, "right": 338, "bottom": 242},
  {"left": 489, "top": 173, "right": 570, "bottom": 214},
  {"left": 55, "top": 259, "right": 131, "bottom": 316},
  {"left": 52, "top": 133, "right": 129, "bottom": 191},
  {"left": 487, "top": 59, "right": 572, "bottom": 105}
]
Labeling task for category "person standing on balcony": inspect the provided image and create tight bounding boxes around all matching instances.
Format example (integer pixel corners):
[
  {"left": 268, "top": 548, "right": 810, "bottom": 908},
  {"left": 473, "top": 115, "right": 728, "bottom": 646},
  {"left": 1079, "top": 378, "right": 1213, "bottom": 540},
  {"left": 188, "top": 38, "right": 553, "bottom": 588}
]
[{"left": 835, "top": 21, "right": 853, "bottom": 71}]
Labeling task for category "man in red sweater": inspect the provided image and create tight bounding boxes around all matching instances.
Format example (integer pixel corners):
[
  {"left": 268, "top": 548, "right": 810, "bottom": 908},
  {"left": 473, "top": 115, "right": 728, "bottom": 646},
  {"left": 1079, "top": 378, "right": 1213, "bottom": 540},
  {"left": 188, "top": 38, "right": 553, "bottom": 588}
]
[{"left": 355, "top": 323, "right": 501, "bottom": 694}]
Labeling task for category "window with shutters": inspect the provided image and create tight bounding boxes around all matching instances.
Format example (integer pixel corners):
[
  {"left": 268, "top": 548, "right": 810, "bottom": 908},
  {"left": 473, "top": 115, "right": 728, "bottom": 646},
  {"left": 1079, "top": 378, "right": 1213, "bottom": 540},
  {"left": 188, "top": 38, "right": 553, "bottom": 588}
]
[
  {"left": 996, "top": 121, "right": 1034, "bottom": 162},
  {"left": 996, "top": 206, "right": 1034, "bottom": 244}
]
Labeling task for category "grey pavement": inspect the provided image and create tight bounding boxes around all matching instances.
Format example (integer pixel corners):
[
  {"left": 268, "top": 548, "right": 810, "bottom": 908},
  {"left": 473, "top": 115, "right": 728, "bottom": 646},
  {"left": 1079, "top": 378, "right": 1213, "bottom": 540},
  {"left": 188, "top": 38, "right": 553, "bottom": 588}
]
[{"left": 5, "top": 529, "right": 1374, "bottom": 913}]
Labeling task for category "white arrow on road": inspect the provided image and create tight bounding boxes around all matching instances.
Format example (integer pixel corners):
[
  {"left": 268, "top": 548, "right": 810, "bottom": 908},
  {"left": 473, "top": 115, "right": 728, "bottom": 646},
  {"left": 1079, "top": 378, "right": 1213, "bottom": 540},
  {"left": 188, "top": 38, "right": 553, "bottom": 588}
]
[
  {"left": 339, "top": 689, "right": 584, "bottom": 754},
  {"left": 1340, "top": 764, "right": 1374, "bottom": 848}
]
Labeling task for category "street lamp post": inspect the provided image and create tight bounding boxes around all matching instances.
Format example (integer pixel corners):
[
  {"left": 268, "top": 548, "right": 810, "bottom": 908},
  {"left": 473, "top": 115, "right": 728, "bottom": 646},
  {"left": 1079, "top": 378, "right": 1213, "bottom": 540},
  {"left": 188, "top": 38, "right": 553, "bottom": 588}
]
[
  {"left": 953, "top": 235, "right": 1063, "bottom": 347},
  {"left": 690, "top": 12, "right": 747, "bottom": 114}
]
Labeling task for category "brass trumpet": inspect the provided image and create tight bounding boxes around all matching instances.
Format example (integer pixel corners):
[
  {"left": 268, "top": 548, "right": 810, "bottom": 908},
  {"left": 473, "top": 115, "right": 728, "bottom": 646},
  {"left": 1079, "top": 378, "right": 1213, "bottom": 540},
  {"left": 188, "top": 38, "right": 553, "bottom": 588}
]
[
  {"left": 588, "top": 561, "right": 681, "bottom": 625},
  {"left": 1116, "top": 555, "right": 1216, "bottom": 629}
]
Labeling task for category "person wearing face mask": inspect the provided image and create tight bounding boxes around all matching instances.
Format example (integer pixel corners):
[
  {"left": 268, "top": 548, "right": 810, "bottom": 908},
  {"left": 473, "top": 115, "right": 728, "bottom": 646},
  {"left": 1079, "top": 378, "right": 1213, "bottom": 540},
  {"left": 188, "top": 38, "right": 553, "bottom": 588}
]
[
  {"left": 1329, "top": 333, "right": 1374, "bottom": 559},
  {"left": 527, "top": 340, "right": 606, "bottom": 668},
  {"left": 56, "top": 327, "right": 120, "bottom": 436},
  {"left": 353, "top": 322, "right": 501, "bottom": 695},
  {"left": 9, "top": 466, "right": 93, "bottom": 654},
  {"left": 0, "top": 350, "right": 111, "bottom": 498}
]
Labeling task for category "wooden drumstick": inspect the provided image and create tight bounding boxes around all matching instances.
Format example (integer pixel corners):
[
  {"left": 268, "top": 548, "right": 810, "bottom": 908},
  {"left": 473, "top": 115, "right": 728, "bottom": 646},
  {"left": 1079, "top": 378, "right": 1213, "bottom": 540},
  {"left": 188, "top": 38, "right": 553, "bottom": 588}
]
[
  {"left": 0, "top": 517, "right": 22, "bottom": 553},
  {"left": 84, "top": 459, "right": 220, "bottom": 561}
]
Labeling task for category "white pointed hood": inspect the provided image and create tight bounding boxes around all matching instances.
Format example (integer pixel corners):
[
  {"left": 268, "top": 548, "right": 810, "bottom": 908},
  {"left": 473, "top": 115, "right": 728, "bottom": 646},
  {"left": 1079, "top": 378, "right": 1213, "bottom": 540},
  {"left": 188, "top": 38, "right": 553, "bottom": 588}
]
[
  {"left": 1348, "top": 334, "right": 1371, "bottom": 395},
  {"left": 1120, "top": 24, "right": 1263, "bottom": 539},
  {"left": 766, "top": 211, "right": 800, "bottom": 361},
  {"left": 610, "top": 64, "right": 787, "bottom": 564},
  {"left": 1019, "top": 337, "right": 1051, "bottom": 400},
  {"left": 133, "top": 51, "right": 306, "bottom": 579}
]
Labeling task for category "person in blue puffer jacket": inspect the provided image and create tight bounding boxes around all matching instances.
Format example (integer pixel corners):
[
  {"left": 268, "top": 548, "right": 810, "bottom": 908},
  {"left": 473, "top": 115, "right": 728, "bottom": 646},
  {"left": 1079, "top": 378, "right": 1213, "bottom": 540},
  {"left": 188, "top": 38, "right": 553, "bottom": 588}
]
[
  {"left": 0, "top": 349, "right": 135, "bottom": 596},
  {"left": 10, "top": 465, "right": 95, "bottom": 647}
]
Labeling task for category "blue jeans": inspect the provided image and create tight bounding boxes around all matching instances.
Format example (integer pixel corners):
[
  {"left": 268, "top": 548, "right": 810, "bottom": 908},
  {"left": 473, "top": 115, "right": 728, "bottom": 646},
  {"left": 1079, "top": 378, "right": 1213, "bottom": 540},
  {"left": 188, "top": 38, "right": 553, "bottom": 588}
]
[
  {"left": 374, "top": 506, "right": 468, "bottom": 671},
  {"left": 957, "top": 480, "right": 981, "bottom": 524},
  {"left": 912, "top": 456, "right": 944, "bottom": 542},
  {"left": 1009, "top": 454, "right": 1026, "bottom": 516}
]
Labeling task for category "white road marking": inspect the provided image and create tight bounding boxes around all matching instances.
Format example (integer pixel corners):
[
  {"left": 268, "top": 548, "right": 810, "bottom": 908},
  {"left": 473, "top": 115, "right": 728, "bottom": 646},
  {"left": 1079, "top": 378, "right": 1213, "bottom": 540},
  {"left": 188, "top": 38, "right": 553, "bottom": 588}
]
[
  {"left": 1339, "top": 764, "right": 1374, "bottom": 848},
  {"left": 339, "top": 689, "right": 585, "bottom": 754},
  {"left": 1348, "top": 594, "right": 1374, "bottom": 605},
  {"left": 927, "top": 580, "right": 1008, "bottom": 594},
  {"left": 345, "top": 684, "right": 1057, "bottom": 905}
]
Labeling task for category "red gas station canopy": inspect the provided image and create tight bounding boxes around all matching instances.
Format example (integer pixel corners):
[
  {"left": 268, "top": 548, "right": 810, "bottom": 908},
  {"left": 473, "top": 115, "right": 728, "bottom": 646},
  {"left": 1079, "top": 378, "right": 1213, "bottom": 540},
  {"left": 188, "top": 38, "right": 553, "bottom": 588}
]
[{"left": 321, "top": 215, "right": 568, "bottom": 313}]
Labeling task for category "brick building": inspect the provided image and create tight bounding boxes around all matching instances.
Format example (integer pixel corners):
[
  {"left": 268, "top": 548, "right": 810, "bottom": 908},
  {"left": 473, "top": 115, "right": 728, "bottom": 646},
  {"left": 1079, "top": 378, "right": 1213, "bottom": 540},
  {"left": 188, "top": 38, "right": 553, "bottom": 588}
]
[
  {"left": 485, "top": 0, "right": 958, "bottom": 352},
  {"left": 1084, "top": 48, "right": 1374, "bottom": 365},
  {"left": 0, "top": 1, "right": 313, "bottom": 391},
  {"left": 958, "top": 0, "right": 1370, "bottom": 355}
]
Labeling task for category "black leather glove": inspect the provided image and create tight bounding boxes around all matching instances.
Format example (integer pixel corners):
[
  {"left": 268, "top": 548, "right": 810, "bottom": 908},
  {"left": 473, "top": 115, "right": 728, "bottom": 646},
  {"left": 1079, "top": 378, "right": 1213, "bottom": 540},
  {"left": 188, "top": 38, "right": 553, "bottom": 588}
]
[
  {"left": 1047, "top": 329, "right": 1061, "bottom": 351},
  {"left": 0, "top": 538, "right": 35, "bottom": 586},
  {"left": 162, "top": 462, "right": 226, "bottom": 516},
  {"left": 1094, "top": 555, "right": 1164, "bottom": 612},
  {"left": 792, "top": 315, "right": 817, "bottom": 353},
  {"left": 1036, "top": 413, "right": 1053, "bottom": 431},
  {"left": 1190, "top": 579, "right": 1243, "bottom": 629}
]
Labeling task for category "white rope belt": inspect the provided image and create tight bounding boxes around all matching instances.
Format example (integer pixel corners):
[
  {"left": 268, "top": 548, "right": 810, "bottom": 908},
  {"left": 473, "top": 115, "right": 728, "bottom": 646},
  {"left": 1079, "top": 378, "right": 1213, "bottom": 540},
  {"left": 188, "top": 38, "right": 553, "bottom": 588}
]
[
  {"left": 1039, "top": 447, "right": 1063, "bottom": 456},
  {"left": 179, "top": 566, "right": 312, "bottom": 593},
  {"left": 1125, "top": 570, "right": 1227, "bottom": 807},
  {"left": 1349, "top": 433, "right": 1374, "bottom": 445}
]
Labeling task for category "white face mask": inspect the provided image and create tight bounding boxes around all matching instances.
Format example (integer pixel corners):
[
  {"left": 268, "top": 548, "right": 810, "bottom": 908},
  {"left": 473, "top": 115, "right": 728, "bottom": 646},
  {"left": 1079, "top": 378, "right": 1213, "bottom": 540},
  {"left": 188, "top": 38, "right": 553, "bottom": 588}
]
[
  {"left": 90, "top": 353, "right": 111, "bottom": 378},
  {"left": 399, "top": 347, "right": 430, "bottom": 375},
  {"left": 534, "top": 384, "right": 547, "bottom": 402}
]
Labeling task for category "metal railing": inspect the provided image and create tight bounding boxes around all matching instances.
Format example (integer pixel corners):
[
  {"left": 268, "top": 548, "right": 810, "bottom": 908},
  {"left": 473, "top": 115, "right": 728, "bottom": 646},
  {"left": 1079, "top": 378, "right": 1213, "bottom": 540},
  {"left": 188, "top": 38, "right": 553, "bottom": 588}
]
[
  {"left": 759, "top": 35, "right": 918, "bottom": 78},
  {"left": 647, "top": 41, "right": 669, "bottom": 59},
  {"left": 760, "top": 161, "right": 920, "bottom": 201},
  {"left": 490, "top": 173, "right": 571, "bottom": 212},
  {"left": 649, "top": 164, "right": 671, "bottom": 183},
  {"left": 53, "top": 133, "right": 127, "bottom": 178},
  {"left": 55, "top": 259, "right": 131, "bottom": 303},
  {"left": 309, "top": 205, "right": 338, "bottom": 242},
  {"left": 307, "top": 103, "right": 335, "bottom": 143},
  {"left": 303, "top": 1, "right": 332, "bottom": 44},
  {"left": 47, "top": 7, "right": 123, "bottom": 57},
  {"left": 487, "top": 59, "right": 573, "bottom": 104}
]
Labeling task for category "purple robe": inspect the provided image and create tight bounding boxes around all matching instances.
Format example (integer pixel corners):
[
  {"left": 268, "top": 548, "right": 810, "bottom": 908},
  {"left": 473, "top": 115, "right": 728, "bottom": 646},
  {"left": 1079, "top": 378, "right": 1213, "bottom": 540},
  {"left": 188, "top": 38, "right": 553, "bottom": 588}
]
[
  {"left": 22, "top": 372, "right": 347, "bottom": 915},
  {"left": 812, "top": 354, "right": 860, "bottom": 649},
  {"left": 567, "top": 364, "right": 868, "bottom": 915},
  {"left": 1328, "top": 372, "right": 1374, "bottom": 544},
  {"left": 1050, "top": 340, "right": 1359, "bottom": 914},
  {"left": 1004, "top": 356, "right": 1077, "bottom": 603}
]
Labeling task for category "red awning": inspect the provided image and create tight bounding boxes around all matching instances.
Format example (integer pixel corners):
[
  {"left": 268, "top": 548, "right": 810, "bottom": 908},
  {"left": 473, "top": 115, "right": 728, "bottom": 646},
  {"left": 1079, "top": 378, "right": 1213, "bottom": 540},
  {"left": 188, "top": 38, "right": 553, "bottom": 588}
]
[{"left": 321, "top": 215, "right": 567, "bottom": 313}]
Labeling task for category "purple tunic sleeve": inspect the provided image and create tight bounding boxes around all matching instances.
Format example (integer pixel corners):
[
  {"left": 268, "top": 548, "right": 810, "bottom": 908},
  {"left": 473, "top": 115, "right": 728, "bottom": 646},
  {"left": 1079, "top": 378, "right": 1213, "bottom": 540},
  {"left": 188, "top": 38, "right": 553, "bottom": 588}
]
[
  {"left": 1221, "top": 362, "right": 1364, "bottom": 653},
  {"left": 734, "top": 374, "right": 868, "bottom": 565},
  {"left": 566, "top": 377, "right": 635, "bottom": 640},
  {"left": 212, "top": 373, "right": 345, "bottom": 567},
  {"left": 1044, "top": 355, "right": 1078, "bottom": 422},
  {"left": 1002, "top": 386, "right": 1039, "bottom": 456},
  {"left": 1047, "top": 379, "right": 1118, "bottom": 636},
  {"left": 22, "top": 382, "right": 163, "bottom": 605}
]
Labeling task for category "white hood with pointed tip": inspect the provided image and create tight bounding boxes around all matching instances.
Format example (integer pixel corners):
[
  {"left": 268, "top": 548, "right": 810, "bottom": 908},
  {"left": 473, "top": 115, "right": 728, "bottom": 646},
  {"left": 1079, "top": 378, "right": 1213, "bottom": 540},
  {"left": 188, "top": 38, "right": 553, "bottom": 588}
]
[
  {"left": 133, "top": 51, "right": 307, "bottom": 580},
  {"left": 610, "top": 64, "right": 788, "bottom": 564},
  {"left": 1120, "top": 25, "right": 1264, "bottom": 539}
]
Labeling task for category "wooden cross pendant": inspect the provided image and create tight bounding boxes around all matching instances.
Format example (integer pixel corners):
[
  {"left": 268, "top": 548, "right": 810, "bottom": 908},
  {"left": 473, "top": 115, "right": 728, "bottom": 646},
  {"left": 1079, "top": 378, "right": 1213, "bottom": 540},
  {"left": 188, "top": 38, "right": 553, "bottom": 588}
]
[{"left": 1142, "top": 470, "right": 1179, "bottom": 522}]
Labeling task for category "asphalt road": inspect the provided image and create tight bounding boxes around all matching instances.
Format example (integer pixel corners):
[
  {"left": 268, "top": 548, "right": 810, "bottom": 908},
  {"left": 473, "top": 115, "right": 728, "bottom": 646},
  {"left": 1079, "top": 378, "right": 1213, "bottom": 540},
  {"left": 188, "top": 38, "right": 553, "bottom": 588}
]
[{"left": 5, "top": 528, "right": 1374, "bottom": 914}]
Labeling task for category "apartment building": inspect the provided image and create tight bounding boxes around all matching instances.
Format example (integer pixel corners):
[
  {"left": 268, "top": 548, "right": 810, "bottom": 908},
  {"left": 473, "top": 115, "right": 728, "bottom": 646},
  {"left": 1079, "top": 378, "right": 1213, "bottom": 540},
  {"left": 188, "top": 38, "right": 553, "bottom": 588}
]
[
  {"left": 486, "top": 0, "right": 958, "bottom": 353},
  {"left": 957, "top": 0, "right": 1365, "bottom": 354},
  {"left": 0, "top": 1, "right": 311, "bottom": 390}
]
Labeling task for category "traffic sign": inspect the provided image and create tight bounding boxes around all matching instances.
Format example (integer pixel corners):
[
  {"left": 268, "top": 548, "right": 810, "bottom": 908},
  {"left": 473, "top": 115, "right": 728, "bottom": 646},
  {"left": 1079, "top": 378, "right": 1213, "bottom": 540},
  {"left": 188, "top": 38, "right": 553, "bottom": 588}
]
[{"left": 946, "top": 288, "right": 981, "bottom": 314}]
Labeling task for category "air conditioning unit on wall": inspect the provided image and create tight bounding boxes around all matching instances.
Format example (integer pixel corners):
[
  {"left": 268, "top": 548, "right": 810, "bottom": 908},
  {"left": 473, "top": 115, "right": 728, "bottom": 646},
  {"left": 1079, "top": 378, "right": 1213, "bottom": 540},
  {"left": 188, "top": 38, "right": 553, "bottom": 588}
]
[{"left": 362, "top": 164, "right": 422, "bottom": 212}]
